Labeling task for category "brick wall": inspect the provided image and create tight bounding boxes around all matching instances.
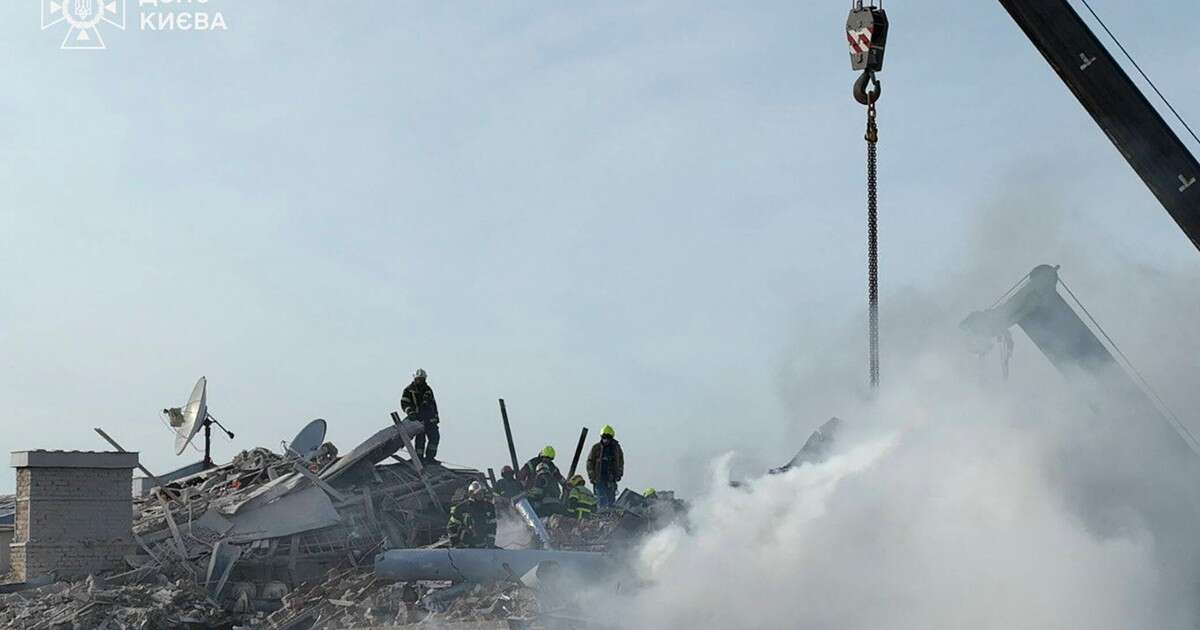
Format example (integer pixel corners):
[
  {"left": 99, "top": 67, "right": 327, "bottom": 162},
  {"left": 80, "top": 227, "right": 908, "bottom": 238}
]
[{"left": 10, "top": 465, "right": 133, "bottom": 581}]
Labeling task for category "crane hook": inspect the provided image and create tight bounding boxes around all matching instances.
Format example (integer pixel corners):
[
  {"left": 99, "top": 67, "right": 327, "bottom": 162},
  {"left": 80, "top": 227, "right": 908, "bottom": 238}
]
[{"left": 854, "top": 70, "right": 881, "bottom": 105}]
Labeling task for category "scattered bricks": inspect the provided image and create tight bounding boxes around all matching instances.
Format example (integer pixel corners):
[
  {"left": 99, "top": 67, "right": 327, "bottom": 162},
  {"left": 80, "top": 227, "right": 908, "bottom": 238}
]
[{"left": 9, "top": 450, "right": 138, "bottom": 582}]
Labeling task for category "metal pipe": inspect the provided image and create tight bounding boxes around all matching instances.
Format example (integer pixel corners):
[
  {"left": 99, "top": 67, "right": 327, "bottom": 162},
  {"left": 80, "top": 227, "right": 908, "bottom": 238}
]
[
  {"left": 499, "top": 398, "right": 520, "bottom": 472},
  {"left": 93, "top": 427, "right": 161, "bottom": 484},
  {"left": 567, "top": 427, "right": 589, "bottom": 480},
  {"left": 513, "top": 497, "right": 552, "bottom": 549}
]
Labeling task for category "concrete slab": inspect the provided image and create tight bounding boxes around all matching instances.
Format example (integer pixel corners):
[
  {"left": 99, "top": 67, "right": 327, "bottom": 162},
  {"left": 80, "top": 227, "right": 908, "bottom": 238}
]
[{"left": 11, "top": 450, "right": 139, "bottom": 469}]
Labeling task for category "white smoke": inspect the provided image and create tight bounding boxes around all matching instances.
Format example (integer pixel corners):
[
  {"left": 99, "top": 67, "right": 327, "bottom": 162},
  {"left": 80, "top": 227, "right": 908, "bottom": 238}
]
[
  {"left": 627, "top": 353, "right": 1198, "bottom": 629},
  {"left": 598, "top": 157, "right": 1200, "bottom": 628}
]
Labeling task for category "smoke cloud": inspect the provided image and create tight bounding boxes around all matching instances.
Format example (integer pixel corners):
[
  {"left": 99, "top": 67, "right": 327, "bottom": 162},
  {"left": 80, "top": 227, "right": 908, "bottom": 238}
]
[
  {"left": 629, "top": 361, "right": 1197, "bottom": 629},
  {"left": 624, "top": 174, "right": 1200, "bottom": 628}
]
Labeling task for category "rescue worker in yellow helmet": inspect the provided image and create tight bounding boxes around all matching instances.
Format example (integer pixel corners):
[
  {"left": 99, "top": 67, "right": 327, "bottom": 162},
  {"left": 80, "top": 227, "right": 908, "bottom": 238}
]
[
  {"left": 519, "top": 445, "right": 563, "bottom": 488},
  {"left": 586, "top": 425, "right": 624, "bottom": 508},
  {"left": 565, "top": 474, "right": 598, "bottom": 519}
]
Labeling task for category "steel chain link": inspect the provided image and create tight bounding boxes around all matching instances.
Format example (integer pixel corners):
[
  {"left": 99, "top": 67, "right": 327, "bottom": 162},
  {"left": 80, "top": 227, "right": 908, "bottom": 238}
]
[{"left": 866, "top": 102, "right": 879, "bottom": 388}]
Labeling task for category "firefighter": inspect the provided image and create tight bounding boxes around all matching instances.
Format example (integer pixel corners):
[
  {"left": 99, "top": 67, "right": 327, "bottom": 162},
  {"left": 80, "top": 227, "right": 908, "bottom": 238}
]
[
  {"left": 586, "top": 425, "right": 624, "bottom": 508},
  {"left": 519, "top": 446, "right": 563, "bottom": 487},
  {"left": 401, "top": 369, "right": 440, "bottom": 463},
  {"left": 494, "top": 465, "right": 523, "bottom": 499},
  {"left": 526, "top": 462, "right": 565, "bottom": 517},
  {"left": 565, "top": 474, "right": 598, "bottom": 519},
  {"left": 447, "top": 481, "right": 496, "bottom": 548}
]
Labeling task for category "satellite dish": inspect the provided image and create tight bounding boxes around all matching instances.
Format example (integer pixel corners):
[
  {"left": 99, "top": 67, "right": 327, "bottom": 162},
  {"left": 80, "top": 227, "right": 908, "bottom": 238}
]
[
  {"left": 162, "top": 376, "right": 236, "bottom": 468},
  {"left": 289, "top": 418, "right": 327, "bottom": 460},
  {"left": 171, "top": 377, "right": 208, "bottom": 455}
]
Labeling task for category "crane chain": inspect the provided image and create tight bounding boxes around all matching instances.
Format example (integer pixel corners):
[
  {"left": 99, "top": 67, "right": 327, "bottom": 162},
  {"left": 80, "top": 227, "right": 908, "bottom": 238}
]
[{"left": 866, "top": 101, "right": 879, "bottom": 389}]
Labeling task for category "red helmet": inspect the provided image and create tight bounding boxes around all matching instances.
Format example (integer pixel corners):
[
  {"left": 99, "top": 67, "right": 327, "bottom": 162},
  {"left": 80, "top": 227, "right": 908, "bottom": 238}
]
[{"left": 501, "top": 465, "right": 514, "bottom": 477}]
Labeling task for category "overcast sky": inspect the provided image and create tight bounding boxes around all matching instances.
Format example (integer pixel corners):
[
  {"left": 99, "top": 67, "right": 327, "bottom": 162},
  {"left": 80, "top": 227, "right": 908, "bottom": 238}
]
[{"left": 2, "top": 0, "right": 1198, "bottom": 494}]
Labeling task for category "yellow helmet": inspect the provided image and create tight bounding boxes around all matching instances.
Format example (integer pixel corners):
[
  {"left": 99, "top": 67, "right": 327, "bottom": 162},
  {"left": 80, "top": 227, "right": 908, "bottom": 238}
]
[
  {"left": 601, "top": 425, "right": 615, "bottom": 438},
  {"left": 540, "top": 445, "right": 556, "bottom": 459},
  {"left": 568, "top": 474, "right": 586, "bottom": 487},
  {"left": 643, "top": 488, "right": 657, "bottom": 497}
]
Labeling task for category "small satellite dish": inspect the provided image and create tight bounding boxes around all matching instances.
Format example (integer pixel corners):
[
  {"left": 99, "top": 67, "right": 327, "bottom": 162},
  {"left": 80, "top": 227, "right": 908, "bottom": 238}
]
[
  {"left": 289, "top": 418, "right": 327, "bottom": 460},
  {"left": 171, "top": 377, "right": 208, "bottom": 455}
]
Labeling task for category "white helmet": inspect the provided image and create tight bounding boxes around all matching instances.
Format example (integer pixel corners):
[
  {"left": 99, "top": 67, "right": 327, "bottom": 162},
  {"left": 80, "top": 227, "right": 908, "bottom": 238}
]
[
  {"left": 468, "top": 481, "right": 485, "bottom": 497},
  {"left": 413, "top": 368, "right": 428, "bottom": 380}
]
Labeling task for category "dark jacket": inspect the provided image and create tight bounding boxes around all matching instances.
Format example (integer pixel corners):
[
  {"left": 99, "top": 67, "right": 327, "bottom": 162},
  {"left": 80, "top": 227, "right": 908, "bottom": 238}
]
[
  {"left": 526, "top": 471, "right": 565, "bottom": 516},
  {"left": 494, "top": 476, "right": 524, "bottom": 499},
  {"left": 400, "top": 381, "right": 439, "bottom": 422},
  {"left": 518, "top": 456, "right": 563, "bottom": 487},
  {"left": 447, "top": 497, "right": 496, "bottom": 548},
  {"left": 586, "top": 438, "right": 624, "bottom": 483}
]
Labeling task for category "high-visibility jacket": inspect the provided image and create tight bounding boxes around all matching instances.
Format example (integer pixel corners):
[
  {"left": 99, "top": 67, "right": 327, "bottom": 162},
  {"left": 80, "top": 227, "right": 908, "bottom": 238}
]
[{"left": 566, "top": 485, "right": 598, "bottom": 517}]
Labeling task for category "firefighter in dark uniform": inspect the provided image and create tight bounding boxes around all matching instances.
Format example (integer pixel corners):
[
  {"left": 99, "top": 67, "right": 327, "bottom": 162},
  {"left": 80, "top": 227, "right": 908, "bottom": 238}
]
[
  {"left": 401, "top": 368, "right": 440, "bottom": 463},
  {"left": 526, "top": 463, "right": 566, "bottom": 517},
  {"left": 586, "top": 425, "right": 624, "bottom": 508},
  {"left": 519, "top": 445, "right": 563, "bottom": 487},
  {"left": 447, "top": 481, "right": 497, "bottom": 548},
  {"left": 494, "top": 465, "right": 524, "bottom": 499}
]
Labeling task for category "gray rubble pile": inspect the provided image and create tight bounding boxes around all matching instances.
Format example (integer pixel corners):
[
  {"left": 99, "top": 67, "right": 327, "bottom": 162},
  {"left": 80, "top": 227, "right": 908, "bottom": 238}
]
[
  {"left": 542, "top": 511, "right": 644, "bottom": 552},
  {"left": 0, "top": 414, "right": 691, "bottom": 629},
  {"left": 1, "top": 420, "right": 488, "bottom": 627},
  {"left": 125, "top": 421, "right": 483, "bottom": 593},
  {"left": 0, "top": 574, "right": 240, "bottom": 630},
  {"left": 263, "top": 567, "right": 537, "bottom": 629}
]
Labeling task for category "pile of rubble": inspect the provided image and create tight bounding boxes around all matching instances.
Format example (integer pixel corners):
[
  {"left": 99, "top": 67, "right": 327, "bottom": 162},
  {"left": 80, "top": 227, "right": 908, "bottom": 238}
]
[
  {"left": 126, "top": 422, "right": 482, "bottom": 597},
  {"left": 0, "top": 417, "right": 688, "bottom": 629},
  {"left": 543, "top": 511, "right": 642, "bottom": 551},
  {"left": 0, "top": 574, "right": 240, "bottom": 629},
  {"left": 263, "top": 567, "right": 538, "bottom": 629}
]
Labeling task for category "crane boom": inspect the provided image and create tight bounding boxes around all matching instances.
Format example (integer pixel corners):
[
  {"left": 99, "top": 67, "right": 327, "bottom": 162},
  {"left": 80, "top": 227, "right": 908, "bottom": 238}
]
[
  {"left": 962, "top": 264, "right": 1195, "bottom": 456},
  {"left": 963, "top": 265, "right": 1200, "bottom": 584},
  {"left": 1000, "top": 0, "right": 1200, "bottom": 251}
]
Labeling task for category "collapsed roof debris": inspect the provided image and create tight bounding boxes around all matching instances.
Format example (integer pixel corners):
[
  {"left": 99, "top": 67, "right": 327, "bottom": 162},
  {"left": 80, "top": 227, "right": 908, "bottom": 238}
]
[
  {"left": 769, "top": 416, "right": 843, "bottom": 475},
  {"left": 373, "top": 548, "right": 616, "bottom": 583},
  {"left": 0, "top": 574, "right": 243, "bottom": 629},
  {"left": 0, "top": 416, "right": 689, "bottom": 629},
  {"left": 262, "top": 567, "right": 539, "bottom": 629},
  {"left": 0, "top": 495, "right": 15, "bottom": 526}
]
